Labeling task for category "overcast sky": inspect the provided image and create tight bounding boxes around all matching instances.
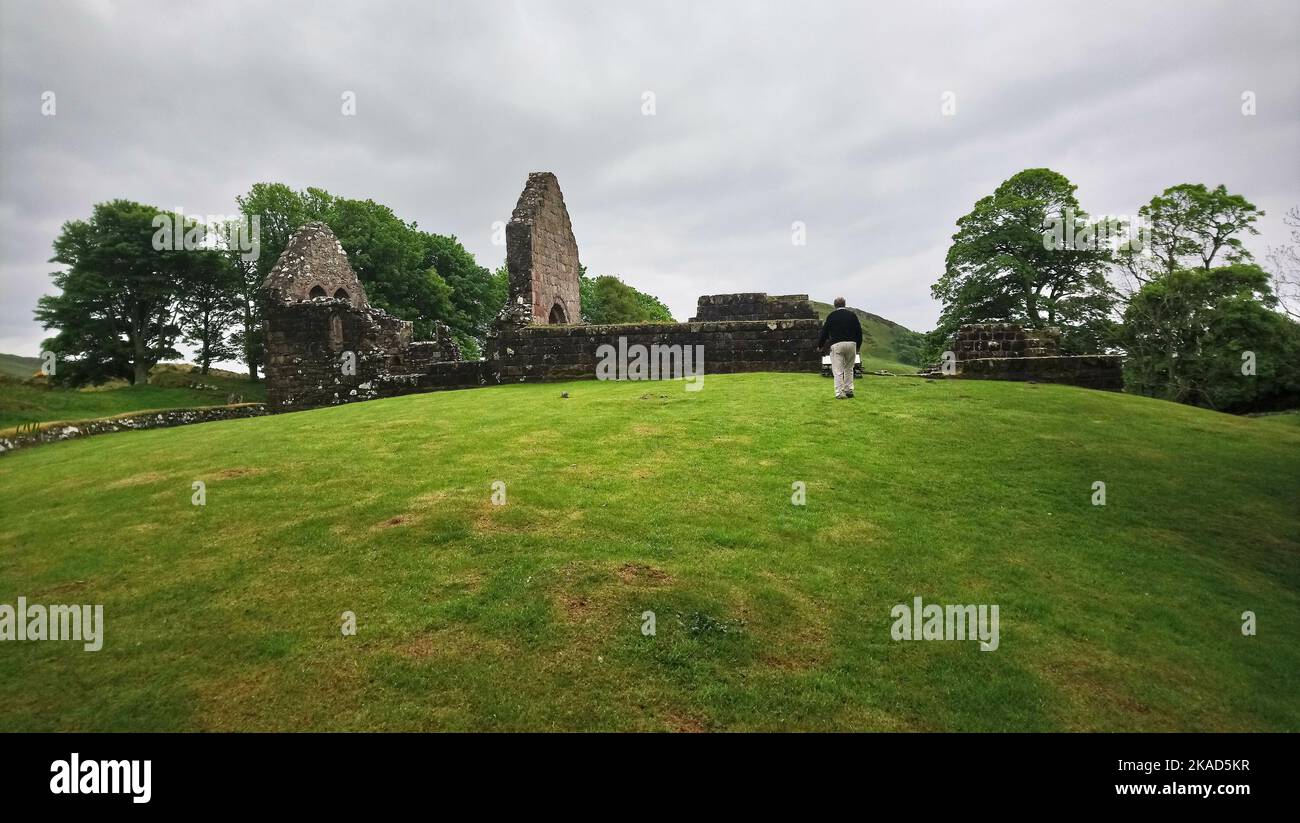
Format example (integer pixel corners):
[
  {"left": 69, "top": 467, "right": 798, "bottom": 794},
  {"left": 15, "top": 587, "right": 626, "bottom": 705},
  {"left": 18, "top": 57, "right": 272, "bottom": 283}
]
[{"left": 2, "top": 0, "right": 1297, "bottom": 361}]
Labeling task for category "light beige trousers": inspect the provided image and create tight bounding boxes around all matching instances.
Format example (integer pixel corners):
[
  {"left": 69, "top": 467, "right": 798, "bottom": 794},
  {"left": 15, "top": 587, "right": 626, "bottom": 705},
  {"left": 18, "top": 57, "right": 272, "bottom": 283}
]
[{"left": 831, "top": 341, "right": 857, "bottom": 398}]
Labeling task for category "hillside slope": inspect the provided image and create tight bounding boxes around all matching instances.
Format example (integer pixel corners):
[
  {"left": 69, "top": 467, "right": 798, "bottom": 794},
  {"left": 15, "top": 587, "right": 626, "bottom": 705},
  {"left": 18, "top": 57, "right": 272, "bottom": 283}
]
[
  {"left": 811, "top": 301, "right": 923, "bottom": 371},
  {"left": 0, "top": 353, "right": 41, "bottom": 379},
  {"left": 0, "top": 373, "right": 1296, "bottom": 731}
]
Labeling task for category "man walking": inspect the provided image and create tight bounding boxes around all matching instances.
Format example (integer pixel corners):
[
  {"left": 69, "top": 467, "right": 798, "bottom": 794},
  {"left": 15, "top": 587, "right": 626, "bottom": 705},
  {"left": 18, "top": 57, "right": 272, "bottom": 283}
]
[{"left": 818, "top": 297, "right": 863, "bottom": 399}]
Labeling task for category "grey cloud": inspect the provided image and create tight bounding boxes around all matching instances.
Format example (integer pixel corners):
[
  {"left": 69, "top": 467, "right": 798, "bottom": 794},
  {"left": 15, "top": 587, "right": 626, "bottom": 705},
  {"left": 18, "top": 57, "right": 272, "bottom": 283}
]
[{"left": 2, "top": 0, "right": 1297, "bottom": 359}]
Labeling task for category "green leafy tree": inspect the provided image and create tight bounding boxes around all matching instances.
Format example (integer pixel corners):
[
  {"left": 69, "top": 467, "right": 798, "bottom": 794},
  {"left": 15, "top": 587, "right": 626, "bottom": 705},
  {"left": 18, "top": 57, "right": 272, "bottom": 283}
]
[
  {"left": 1120, "top": 183, "right": 1263, "bottom": 285},
  {"left": 235, "top": 183, "right": 313, "bottom": 378},
  {"left": 1120, "top": 263, "right": 1300, "bottom": 411},
  {"left": 177, "top": 247, "right": 241, "bottom": 374},
  {"left": 580, "top": 272, "right": 674, "bottom": 324},
  {"left": 35, "top": 200, "right": 187, "bottom": 386},
  {"left": 235, "top": 183, "right": 493, "bottom": 353},
  {"left": 932, "top": 168, "right": 1116, "bottom": 350},
  {"left": 421, "top": 232, "right": 497, "bottom": 356}
]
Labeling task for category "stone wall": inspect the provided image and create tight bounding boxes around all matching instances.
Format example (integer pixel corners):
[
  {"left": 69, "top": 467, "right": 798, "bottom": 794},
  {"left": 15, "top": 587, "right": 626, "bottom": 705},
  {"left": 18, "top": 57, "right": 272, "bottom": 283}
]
[
  {"left": 506, "top": 172, "right": 582, "bottom": 325},
  {"left": 957, "top": 355, "right": 1124, "bottom": 391},
  {"left": 311, "top": 318, "right": 824, "bottom": 396},
  {"left": 690, "top": 293, "right": 819, "bottom": 322},
  {"left": 487, "top": 318, "right": 822, "bottom": 383},
  {"left": 950, "top": 323, "right": 1061, "bottom": 360},
  {"left": 920, "top": 323, "right": 1123, "bottom": 391},
  {"left": 0, "top": 404, "right": 267, "bottom": 456}
]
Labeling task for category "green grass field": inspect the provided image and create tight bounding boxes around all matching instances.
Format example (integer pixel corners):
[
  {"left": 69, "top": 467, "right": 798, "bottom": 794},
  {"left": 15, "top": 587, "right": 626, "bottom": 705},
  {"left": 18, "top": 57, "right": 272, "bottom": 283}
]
[
  {"left": 0, "top": 373, "right": 1296, "bottom": 731},
  {"left": 0, "top": 364, "right": 264, "bottom": 431}
]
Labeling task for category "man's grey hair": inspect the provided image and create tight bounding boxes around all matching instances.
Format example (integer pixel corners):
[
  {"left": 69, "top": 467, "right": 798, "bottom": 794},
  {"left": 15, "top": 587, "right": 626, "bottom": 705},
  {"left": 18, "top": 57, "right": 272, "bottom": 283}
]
[{"left": 833, "top": 296, "right": 846, "bottom": 307}]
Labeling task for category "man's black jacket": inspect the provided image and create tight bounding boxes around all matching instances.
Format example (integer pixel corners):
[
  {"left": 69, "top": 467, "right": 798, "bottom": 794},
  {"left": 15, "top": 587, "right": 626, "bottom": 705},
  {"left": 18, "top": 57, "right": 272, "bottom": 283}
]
[{"left": 818, "top": 307, "right": 863, "bottom": 349}]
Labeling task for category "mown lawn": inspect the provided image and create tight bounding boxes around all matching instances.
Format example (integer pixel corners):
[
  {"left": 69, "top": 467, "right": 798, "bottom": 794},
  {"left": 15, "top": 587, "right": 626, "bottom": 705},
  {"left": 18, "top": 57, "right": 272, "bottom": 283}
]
[
  {"left": 0, "top": 366, "right": 264, "bottom": 431},
  {"left": 0, "top": 372, "right": 1296, "bottom": 731}
]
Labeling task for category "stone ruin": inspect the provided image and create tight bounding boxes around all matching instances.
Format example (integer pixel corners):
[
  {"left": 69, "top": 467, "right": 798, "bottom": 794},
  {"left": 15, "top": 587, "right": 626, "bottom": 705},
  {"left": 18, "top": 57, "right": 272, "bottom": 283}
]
[
  {"left": 950, "top": 323, "right": 1061, "bottom": 359},
  {"left": 502, "top": 172, "right": 582, "bottom": 326},
  {"left": 261, "top": 222, "right": 462, "bottom": 410},
  {"left": 691, "top": 293, "right": 819, "bottom": 322},
  {"left": 262, "top": 172, "right": 823, "bottom": 412},
  {"left": 931, "top": 323, "right": 1122, "bottom": 391}
]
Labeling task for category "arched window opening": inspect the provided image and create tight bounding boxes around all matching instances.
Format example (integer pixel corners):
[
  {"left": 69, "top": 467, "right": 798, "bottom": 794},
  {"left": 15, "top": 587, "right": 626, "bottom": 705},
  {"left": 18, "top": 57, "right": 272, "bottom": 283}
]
[
  {"left": 548, "top": 302, "right": 568, "bottom": 324},
  {"left": 333, "top": 288, "right": 350, "bottom": 302},
  {"left": 308, "top": 285, "right": 327, "bottom": 299}
]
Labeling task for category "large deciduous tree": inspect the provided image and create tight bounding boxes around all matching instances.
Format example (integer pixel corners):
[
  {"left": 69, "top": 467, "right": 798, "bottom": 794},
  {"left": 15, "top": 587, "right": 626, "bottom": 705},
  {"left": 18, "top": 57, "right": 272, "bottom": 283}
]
[
  {"left": 931, "top": 168, "right": 1117, "bottom": 354},
  {"left": 36, "top": 200, "right": 187, "bottom": 386},
  {"left": 1119, "top": 183, "right": 1263, "bottom": 286}
]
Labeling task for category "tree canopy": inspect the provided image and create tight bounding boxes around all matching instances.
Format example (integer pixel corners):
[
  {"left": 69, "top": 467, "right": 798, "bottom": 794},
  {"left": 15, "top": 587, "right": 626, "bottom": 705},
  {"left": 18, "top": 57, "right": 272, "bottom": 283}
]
[{"left": 931, "top": 168, "right": 1117, "bottom": 354}]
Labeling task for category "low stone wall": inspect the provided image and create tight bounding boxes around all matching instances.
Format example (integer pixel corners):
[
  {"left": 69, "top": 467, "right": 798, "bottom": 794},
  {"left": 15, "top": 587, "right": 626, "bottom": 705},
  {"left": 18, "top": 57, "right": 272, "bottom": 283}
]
[
  {"left": 375, "top": 361, "right": 491, "bottom": 395},
  {"left": 951, "top": 323, "right": 1061, "bottom": 360},
  {"left": 0, "top": 404, "right": 268, "bottom": 456},
  {"left": 690, "top": 293, "right": 819, "bottom": 322},
  {"left": 488, "top": 318, "right": 822, "bottom": 383},
  {"left": 957, "top": 356, "right": 1123, "bottom": 391}
]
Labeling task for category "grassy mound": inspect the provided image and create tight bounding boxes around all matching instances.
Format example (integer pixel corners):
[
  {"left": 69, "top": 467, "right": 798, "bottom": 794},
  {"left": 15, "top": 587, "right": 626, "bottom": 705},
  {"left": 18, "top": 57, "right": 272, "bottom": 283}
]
[{"left": 0, "top": 373, "right": 1295, "bottom": 731}]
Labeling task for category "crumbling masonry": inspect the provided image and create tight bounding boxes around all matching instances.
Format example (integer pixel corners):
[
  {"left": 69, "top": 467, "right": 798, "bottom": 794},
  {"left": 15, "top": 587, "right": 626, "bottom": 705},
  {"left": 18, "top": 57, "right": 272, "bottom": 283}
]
[
  {"left": 934, "top": 323, "right": 1123, "bottom": 390},
  {"left": 262, "top": 174, "right": 822, "bottom": 412}
]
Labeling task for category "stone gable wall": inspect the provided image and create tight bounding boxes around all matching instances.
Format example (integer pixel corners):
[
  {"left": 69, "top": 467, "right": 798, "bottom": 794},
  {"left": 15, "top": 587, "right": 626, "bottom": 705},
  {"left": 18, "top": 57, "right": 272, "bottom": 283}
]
[
  {"left": 261, "top": 221, "right": 369, "bottom": 307},
  {"left": 506, "top": 172, "right": 581, "bottom": 325}
]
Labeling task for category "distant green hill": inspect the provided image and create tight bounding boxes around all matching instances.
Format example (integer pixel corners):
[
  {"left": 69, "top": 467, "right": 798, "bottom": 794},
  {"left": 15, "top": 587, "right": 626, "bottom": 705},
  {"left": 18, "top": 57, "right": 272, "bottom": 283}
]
[
  {"left": 0, "top": 353, "right": 41, "bottom": 379},
  {"left": 810, "top": 301, "right": 926, "bottom": 372}
]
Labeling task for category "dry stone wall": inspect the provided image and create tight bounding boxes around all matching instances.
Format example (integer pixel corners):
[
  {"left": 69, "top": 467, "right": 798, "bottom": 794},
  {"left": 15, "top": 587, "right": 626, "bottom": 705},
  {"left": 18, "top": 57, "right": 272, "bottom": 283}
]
[{"left": 0, "top": 404, "right": 267, "bottom": 455}]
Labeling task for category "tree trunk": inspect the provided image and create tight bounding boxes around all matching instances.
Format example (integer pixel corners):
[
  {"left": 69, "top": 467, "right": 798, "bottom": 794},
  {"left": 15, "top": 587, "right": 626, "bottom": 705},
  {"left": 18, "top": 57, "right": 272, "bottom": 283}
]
[
  {"left": 242, "top": 295, "right": 259, "bottom": 381},
  {"left": 131, "top": 303, "right": 149, "bottom": 385},
  {"left": 200, "top": 309, "right": 211, "bottom": 374}
]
